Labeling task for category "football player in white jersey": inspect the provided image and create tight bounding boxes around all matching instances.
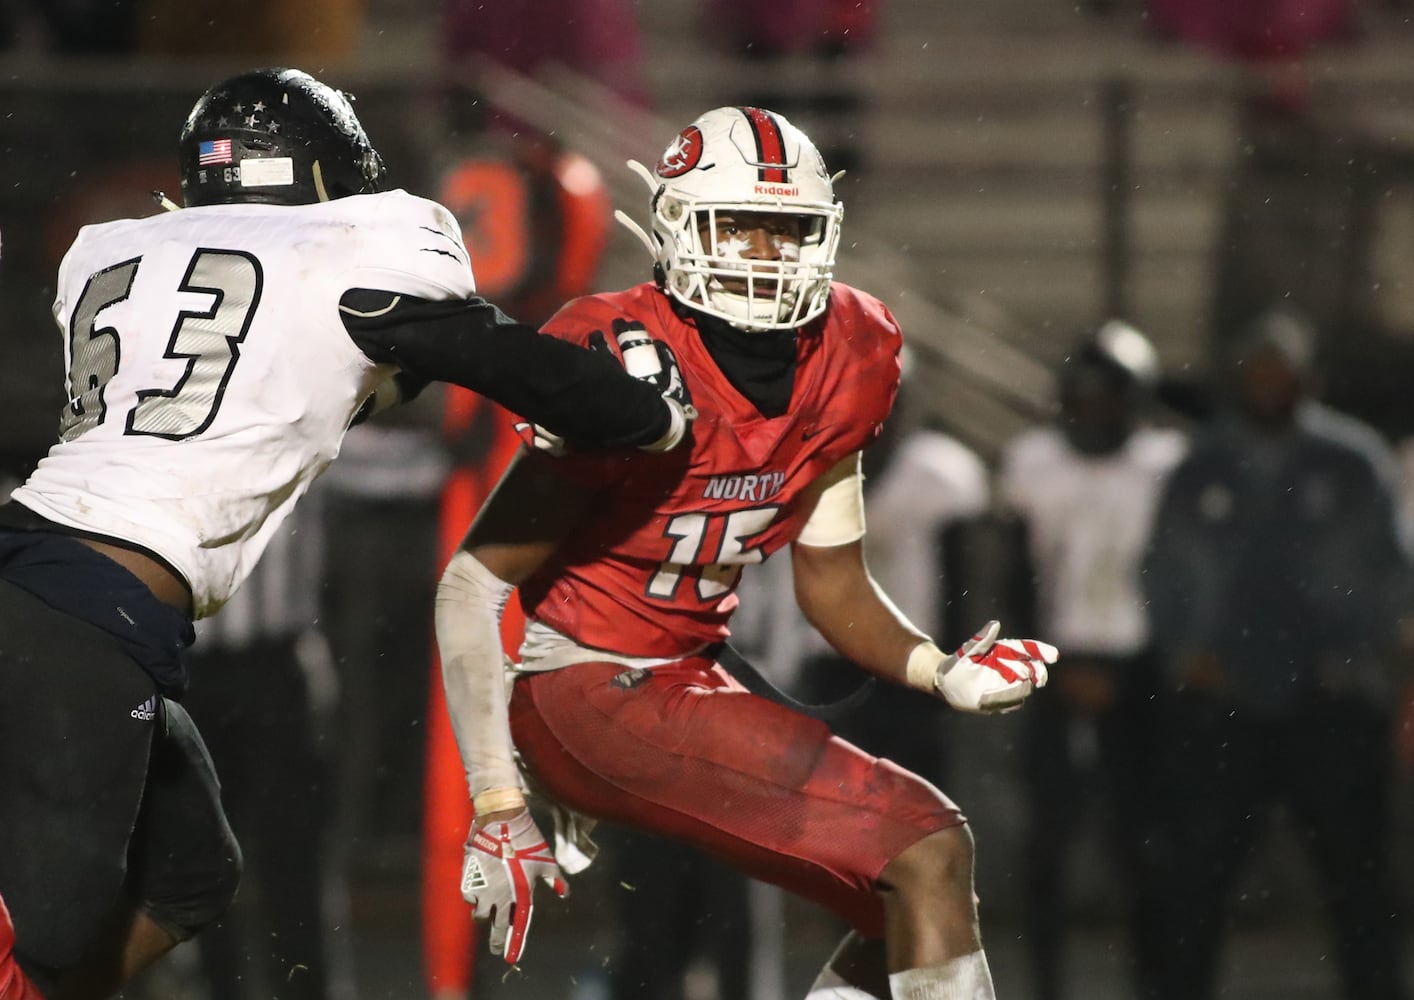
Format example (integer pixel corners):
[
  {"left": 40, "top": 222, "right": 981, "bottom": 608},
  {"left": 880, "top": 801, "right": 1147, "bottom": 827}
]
[
  {"left": 0, "top": 67, "right": 693, "bottom": 1000},
  {"left": 433, "top": 105, "right": 1055, "bottom": 1000}
]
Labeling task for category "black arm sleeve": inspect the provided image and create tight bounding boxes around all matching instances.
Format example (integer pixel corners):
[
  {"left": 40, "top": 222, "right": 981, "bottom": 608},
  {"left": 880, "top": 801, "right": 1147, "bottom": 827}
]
[{"left": 338, "top": 289, "right": 670, "bottom": 449}]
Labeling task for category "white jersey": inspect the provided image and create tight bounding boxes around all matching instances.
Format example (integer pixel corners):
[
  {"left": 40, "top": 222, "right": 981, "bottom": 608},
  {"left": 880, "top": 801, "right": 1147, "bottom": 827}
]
[
  {"left": 998, "top": 425, "right": 1186, "bottom": 655},
  {"left": 12, "top": 190, "right": 474, "bottom": 617}
]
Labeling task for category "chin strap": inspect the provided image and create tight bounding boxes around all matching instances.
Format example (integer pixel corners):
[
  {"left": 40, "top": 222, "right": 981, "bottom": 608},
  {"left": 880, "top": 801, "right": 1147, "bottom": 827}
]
[{"left": 312, "top": 160, "right": 330, "bottom": 202}]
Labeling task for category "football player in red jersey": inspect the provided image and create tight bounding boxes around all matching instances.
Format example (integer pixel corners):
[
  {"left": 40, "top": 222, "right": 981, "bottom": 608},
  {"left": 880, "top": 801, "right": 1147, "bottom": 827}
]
[{"left": 434, "top": 106, "right": 1057, "bottom": 1000}]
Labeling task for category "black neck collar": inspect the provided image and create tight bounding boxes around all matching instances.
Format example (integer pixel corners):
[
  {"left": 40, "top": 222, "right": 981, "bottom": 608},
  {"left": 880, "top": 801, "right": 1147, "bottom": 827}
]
[{"left": 686, "top": 306, "right": 798, "bottom": 418}]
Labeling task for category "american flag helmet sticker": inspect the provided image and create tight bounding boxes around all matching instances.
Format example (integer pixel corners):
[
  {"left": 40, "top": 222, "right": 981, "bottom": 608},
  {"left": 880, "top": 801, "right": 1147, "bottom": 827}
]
[{"left": 197, "top": 139, "right": 233, "bottom": 166}]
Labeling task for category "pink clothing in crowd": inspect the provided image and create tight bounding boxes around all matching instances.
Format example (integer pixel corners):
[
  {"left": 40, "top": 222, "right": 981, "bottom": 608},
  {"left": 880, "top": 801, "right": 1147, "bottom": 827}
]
[
  {"left": 1148, "top": 0, "right": 1356, "bottom": 59},
  {"left": 441, "top": 0, "right": 646, "bottom": 106}
]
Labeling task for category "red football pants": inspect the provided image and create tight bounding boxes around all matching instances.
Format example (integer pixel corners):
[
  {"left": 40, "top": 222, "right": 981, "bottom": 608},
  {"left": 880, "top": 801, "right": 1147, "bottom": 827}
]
[{"left": 508, "top": 656, "right": 965, "bottom": 937}]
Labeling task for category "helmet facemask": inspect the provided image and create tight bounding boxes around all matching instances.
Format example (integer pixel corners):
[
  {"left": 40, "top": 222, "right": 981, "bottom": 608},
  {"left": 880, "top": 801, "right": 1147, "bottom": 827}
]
[
  {"left": 618, "top": 107, "right": 843, "bottom": 332},
  {"left": 659, "top": 198, "right": 840, "bottom": 331}
]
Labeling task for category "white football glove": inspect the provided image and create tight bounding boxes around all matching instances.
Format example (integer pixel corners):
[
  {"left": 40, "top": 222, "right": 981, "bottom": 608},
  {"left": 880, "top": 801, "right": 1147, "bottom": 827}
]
[
  {"left": 924, "top": 621, "right": 1056, "bottom": 714},
  {"left": 606, "top": 323, "right": 696, "bottom": 452},
  {"left": 461, "top": 808, "right": 567, "bottom": 964}
]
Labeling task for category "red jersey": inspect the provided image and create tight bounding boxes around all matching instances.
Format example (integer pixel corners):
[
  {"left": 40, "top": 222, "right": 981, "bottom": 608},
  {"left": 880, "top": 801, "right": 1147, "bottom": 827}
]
[{"left": 519, "top": 282, "right": 902, "bottom": 657}]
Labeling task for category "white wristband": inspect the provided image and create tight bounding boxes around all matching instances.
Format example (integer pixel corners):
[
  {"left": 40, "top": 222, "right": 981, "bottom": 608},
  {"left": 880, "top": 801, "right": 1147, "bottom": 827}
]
[
  {"left": 473, "top": 787, "right": 527, "bottom": 816},
  {"left": 905, "top": 640, "right": 945, "bottom": 692}
]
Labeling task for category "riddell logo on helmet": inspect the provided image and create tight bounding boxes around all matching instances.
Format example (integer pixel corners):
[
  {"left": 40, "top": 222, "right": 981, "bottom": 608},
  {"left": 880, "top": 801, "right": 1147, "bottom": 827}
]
[{"left": 754, "top": 183, "right": 799, "bottom": 197}]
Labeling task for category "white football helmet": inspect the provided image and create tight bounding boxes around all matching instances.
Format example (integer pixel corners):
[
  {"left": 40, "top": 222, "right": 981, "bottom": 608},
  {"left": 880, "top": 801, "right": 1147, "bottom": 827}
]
[{"left": 618, "top": 106, "right": 843, "bottom": 332}]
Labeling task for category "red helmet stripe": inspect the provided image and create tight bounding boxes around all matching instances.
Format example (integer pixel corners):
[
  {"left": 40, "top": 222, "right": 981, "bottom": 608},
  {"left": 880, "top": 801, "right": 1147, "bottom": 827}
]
[{"left": 741, "top": 107, "right": 788, "bottom": 183}]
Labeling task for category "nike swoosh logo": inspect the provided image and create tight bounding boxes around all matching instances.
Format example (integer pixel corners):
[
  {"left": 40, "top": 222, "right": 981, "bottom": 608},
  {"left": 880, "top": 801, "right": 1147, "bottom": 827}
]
[{"left": 801, "top": 427, "right": 825, "bottom": 441}]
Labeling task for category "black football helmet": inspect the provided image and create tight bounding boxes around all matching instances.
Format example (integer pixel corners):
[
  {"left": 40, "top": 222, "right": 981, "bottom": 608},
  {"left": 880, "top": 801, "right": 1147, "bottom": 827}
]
[
  {"left": 1065, "top": 319, "right": 1160, "bottom": 395},
  {"left": 178, "top": 67, "right": 386, "bottom": 207},
  {"left": 1059, "top": 319, "right": 1160, "bottom": 455}
]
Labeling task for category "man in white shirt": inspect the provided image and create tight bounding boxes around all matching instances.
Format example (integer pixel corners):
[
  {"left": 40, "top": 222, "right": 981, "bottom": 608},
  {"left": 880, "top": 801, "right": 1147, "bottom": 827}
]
[{"left": 997, "top": 321, "right": 1185, "bottom": 1000}]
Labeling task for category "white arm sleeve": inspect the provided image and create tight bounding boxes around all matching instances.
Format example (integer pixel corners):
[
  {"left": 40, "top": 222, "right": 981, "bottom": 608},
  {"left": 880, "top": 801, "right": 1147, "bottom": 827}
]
[
  {"left": 796, "top": 451, "right": 867, "bottom": 547},
  {"left": 435, "top": 551, "right": 523, "bottom": 798}
]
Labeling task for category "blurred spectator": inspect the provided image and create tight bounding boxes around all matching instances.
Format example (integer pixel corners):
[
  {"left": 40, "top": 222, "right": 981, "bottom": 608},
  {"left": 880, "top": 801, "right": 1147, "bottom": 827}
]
[
  {"left": 430, "top": 101, "right": 613, "bottom": 328},
  {"left": 441, "top": 0, "right": 647, "bottom": 108},
  {"left": 1147, "top": 0, "right": 1357, "bottom": 60},
  {"left": 1147, "top": 0, "right": 1358, "bottom": 111},
  {"left": 996, "top": 320, "right": 1184, "bottom": 1000},
  {"left": 183, "top": 488, "right": 349, "bottom": 1000},
  {"left": 1144, "top": 305, "right": 1411, "bottom": 1000}
]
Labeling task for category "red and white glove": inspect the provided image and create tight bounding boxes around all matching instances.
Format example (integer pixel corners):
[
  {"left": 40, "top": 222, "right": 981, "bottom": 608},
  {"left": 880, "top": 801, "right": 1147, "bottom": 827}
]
[
  {"left": 909, "top": 621, "right": 1056, "bottom": 714},
  {"left": 461, "top": 809, "right": 568, "bottom": 964}
]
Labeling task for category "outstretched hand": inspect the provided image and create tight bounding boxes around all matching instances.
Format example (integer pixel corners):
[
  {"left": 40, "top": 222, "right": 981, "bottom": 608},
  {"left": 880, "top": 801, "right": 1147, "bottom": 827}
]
[
  {"left": 933, "top": 621, "right": 1056, "bottom": 713},
  {"left": 461, "top": 808, "right": 568, "bottom": 964}
]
